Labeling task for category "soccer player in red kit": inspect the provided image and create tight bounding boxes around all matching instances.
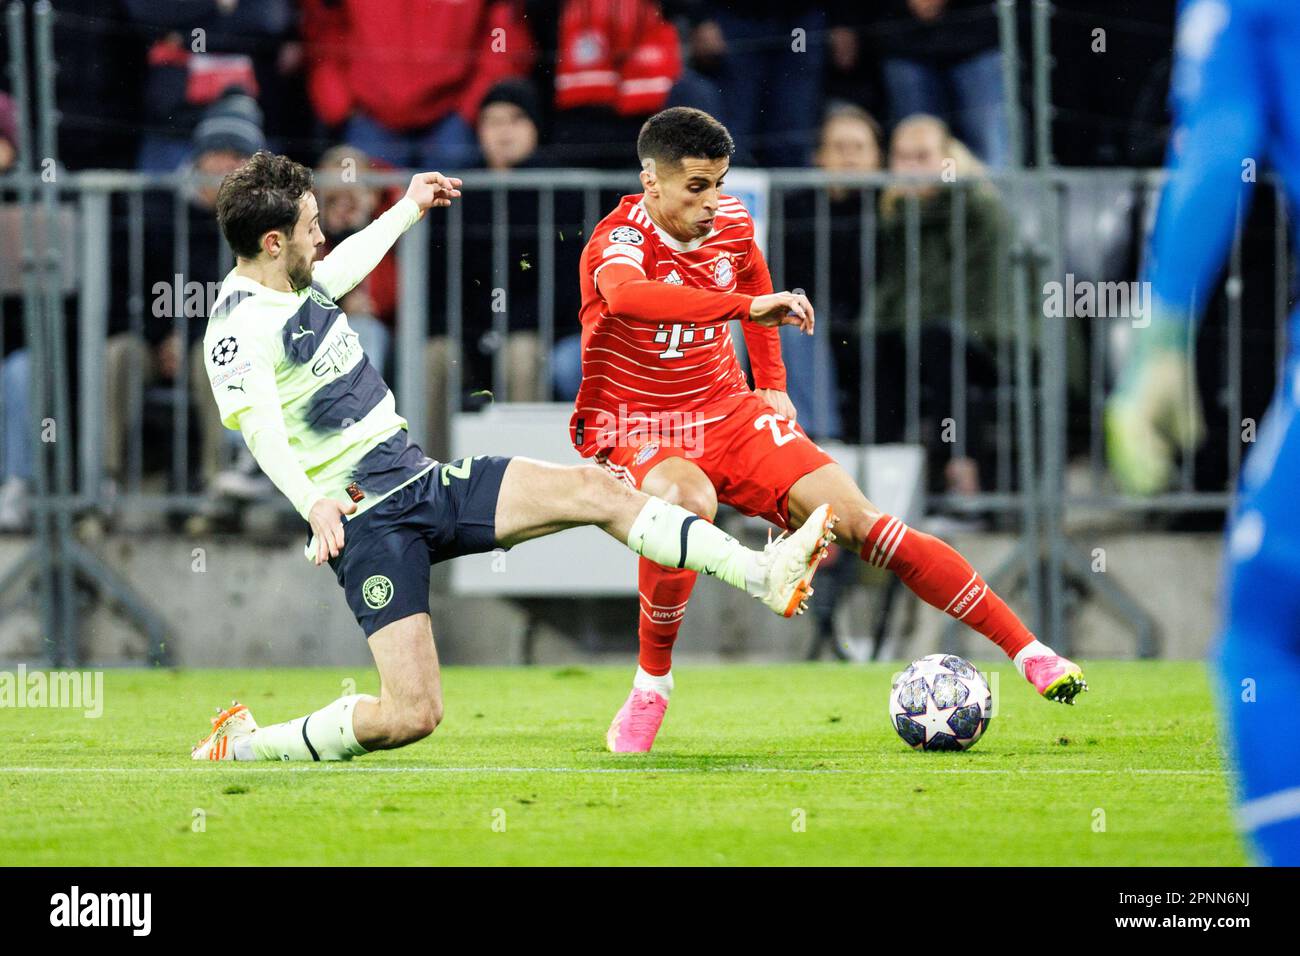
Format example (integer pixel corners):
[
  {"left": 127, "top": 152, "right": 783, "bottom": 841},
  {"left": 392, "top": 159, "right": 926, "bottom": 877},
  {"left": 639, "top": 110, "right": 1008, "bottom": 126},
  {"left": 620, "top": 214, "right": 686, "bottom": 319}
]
[{"left": 572, "top": 108, "right": 1087, "bottom": 752}]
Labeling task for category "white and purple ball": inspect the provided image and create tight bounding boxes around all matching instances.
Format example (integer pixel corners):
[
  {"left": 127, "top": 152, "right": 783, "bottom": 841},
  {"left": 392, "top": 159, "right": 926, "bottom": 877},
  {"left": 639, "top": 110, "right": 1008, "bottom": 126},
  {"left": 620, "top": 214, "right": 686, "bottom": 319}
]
[{"left": 889, "top": 654, "right": 992, "bottom": 751}]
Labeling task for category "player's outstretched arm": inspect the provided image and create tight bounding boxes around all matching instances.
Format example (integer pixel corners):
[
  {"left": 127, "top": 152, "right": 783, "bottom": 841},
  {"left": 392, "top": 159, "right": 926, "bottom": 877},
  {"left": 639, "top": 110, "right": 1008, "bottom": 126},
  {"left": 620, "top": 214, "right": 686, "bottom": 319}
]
[
  {"left": 598, "top": 262, "right": 814, "bottom": 333},
  {"left": 312, "top": 171, "right": 462, "bottom": 301}
]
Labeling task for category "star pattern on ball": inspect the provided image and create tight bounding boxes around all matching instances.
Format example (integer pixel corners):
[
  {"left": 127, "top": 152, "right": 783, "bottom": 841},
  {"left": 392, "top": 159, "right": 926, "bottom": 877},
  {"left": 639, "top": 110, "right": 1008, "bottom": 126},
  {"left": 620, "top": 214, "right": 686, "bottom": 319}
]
[{"left": 912, "top": 698, "right": 962, "bottom": 747}]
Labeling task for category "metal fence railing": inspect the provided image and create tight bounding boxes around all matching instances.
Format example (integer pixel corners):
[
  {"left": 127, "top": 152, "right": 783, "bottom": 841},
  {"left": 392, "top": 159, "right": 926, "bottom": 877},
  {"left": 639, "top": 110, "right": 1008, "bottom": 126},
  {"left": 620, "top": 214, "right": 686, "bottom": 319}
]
[
  {"left": 7, "top": 166, "right": 1284, "bottom": 512},
  {"left": 2, "top": 164, "right": 1291, "bottom": 656}
]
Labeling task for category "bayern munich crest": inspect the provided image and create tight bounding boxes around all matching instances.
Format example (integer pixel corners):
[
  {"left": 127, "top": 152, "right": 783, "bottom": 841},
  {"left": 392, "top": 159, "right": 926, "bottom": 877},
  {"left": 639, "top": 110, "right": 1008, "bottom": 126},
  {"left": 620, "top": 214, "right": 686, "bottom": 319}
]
[
  {"left": 633, "top": 442, "right": 660, "bottom": 467},
  {"left": 713, "top": 255, "right": 734, "bottom": 287}
]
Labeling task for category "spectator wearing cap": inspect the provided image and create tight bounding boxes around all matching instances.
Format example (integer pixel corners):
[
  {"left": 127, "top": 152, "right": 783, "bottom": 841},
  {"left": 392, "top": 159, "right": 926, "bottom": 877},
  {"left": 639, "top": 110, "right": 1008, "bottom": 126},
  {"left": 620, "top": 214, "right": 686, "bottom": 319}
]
[
  {"left": 300, "top": 0, "right": 535, "bottom": 171},
  {"left": 102, "top": 92, "right": 265, "bottom": 506},
  {"left": 189, "top": 90, "right": 267, "bottom": 206},
  {"left": 477, "top": 79, "right": 543, "bottom": 172}
]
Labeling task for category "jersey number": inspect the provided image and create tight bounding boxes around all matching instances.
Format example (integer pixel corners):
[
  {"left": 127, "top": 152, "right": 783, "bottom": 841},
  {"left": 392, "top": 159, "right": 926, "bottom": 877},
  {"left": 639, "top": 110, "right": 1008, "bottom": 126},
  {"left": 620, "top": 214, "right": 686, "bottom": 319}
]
[
  {"left": 755, "top": 413, "right": 798, "bottom": 447},
  {"left": 441, "top": 459, "right": 473, "bottom": 485}
]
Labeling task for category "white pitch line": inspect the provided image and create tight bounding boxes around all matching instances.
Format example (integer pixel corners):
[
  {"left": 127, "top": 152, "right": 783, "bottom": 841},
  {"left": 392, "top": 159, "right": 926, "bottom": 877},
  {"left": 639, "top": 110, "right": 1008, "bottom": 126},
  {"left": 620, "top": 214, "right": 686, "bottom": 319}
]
[{"left": 0, "top": 766, "right": 1222, "bottom": 776}]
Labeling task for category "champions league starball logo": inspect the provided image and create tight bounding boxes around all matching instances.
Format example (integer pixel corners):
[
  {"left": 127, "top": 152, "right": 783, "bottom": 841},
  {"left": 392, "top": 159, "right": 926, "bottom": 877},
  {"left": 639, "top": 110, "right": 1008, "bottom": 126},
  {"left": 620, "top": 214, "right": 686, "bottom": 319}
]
[{"left": 210, "top": 336, "right": 239, "bottom": 366}]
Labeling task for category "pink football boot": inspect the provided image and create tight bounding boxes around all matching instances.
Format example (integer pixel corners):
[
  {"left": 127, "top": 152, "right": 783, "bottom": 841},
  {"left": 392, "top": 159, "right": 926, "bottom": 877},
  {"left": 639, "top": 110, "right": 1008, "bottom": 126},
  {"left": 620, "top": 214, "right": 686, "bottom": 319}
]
[
  {"left": 1024, "top": 655, "right": 1088, "bottom": 704},
  {"left": 606, "top": 688, "right": 669, "bottom": 753}
]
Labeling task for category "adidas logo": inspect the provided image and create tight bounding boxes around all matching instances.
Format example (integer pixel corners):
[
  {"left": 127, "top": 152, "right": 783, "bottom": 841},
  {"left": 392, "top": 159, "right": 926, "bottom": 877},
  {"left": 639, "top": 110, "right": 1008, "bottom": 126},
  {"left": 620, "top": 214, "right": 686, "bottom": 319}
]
[{"left": 664, "top": 269, "right": 683, "bottom": 285}]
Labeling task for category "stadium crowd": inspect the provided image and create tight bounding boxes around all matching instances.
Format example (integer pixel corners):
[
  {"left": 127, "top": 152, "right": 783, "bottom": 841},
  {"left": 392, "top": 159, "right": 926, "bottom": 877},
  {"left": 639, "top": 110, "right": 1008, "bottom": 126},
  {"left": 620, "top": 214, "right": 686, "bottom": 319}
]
[{"left": 0, "top": 0, "right": 1196, "bottom": 533}]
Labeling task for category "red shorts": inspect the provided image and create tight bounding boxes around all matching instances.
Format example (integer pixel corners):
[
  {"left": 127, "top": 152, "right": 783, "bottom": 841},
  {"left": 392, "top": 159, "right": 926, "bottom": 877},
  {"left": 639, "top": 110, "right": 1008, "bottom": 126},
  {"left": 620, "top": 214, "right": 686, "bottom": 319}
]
[{"left": 596, "top": 392, "right": 835, "bottom": 528}]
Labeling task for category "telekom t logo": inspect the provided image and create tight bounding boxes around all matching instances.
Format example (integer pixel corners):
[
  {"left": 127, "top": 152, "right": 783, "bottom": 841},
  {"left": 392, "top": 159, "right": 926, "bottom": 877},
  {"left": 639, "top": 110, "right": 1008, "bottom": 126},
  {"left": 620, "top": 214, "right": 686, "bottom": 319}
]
[{"left": 654, "top": 322, "right": 717, "bottom": 359}]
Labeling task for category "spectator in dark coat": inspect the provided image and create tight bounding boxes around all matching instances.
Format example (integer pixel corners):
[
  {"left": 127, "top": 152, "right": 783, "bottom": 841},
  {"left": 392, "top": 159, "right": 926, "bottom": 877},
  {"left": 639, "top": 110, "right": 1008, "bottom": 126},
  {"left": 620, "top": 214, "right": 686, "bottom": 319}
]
[
  {"left": 874, "top": 113, "right": 1010, "bottom": 496},
  {"left": 123, "top": 0, "right": 296, "bottom": 171},
  {"left": 877, "top": 0, "right": 1010, "bottom": 167},
  {"left": 779, "top": 104, "right": 886, "bottom": 441},
  {"left": 424, "top": 79, "right": 584, "bottom": 457}
]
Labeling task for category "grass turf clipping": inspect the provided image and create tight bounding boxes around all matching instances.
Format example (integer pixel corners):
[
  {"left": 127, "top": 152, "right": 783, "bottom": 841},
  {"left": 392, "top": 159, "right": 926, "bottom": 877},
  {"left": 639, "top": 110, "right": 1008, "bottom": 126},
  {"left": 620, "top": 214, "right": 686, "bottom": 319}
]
[{"left": 0, "top": 661, "right": 1245, "bottom": 866}]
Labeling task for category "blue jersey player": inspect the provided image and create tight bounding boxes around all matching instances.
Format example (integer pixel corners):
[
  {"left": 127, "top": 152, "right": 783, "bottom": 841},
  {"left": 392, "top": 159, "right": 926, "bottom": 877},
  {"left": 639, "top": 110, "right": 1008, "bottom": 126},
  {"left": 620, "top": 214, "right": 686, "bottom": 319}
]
[{"left": 1106, "top": 0, "right": 1300, "bottom": 864}]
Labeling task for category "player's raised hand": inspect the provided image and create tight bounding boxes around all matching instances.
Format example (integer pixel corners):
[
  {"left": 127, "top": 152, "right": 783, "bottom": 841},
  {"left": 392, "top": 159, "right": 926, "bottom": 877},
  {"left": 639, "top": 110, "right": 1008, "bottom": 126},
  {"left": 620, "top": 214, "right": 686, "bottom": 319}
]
[
  {"left": 1105, "top": 348, "right": 1205, "bottom": 496},
  {"left": 749, "top": 291, "right": 815, "bottom": 334},
  {"left": 308, "top": 497, "right": 358, "bottom": 567},
  {"left": 405, "top": 171, "right": 463, "bottom": 216}
]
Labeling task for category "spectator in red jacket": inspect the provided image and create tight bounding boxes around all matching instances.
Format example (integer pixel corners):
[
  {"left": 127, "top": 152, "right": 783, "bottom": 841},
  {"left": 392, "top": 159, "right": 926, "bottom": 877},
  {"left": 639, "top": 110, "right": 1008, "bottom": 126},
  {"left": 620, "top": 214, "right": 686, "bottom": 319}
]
[
  {"left": 547, "top": 0, "right": 681, "bottom": 167},
  {"left": 301, "top": 0, "right": 535, "bottom": 170}
]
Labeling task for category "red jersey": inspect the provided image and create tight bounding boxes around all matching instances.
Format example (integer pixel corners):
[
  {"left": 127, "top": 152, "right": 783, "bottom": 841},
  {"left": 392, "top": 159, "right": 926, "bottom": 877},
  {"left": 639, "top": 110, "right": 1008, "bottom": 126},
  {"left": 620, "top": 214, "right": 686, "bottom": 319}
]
[{"left": 569, "top": 193, "right": 786, "bottom": 457}]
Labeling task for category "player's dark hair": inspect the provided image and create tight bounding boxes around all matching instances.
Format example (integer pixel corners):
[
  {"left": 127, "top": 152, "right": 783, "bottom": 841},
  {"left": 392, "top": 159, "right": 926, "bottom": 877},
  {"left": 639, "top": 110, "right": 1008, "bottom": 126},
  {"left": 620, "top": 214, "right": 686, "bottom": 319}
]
[
  {"left": 215, "top": 150, "right": 314, "bottom": 259},
  {"left": 637, "top": 107, "right": 734, "bottom": 173}
]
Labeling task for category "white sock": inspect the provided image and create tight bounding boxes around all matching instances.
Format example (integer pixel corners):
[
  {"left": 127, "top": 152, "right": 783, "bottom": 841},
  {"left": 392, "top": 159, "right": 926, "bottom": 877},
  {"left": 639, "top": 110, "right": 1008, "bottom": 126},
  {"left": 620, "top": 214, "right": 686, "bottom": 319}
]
[
  {"left": 633, "top": 666, "right": 673, "bottom": 699},
  {"left": 247, "top": 695, "right": 370, "bottom": 761},
  {"left": 1013, "top": 640, "right": 1055, "bottom": 678},
  {"left": 626, "top": 497, "right": 751, "bottom": 590},
  {"left": 743, "top": 551, "right": 768, "bottom": 597}
]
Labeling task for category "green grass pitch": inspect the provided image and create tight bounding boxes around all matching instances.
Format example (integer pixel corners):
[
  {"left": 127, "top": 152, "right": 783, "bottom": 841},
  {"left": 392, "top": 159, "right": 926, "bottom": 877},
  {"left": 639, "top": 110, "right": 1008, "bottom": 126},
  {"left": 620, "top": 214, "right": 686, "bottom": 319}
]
[{"left": 0, "top": 661, "right": 1246, "bottom": 866}]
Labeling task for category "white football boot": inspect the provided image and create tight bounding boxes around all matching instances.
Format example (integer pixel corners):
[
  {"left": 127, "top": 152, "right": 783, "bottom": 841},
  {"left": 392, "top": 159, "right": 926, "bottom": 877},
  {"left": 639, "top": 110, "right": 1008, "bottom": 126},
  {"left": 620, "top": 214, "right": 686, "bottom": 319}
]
[
  {"left": 191, "top": 700, "right": 259, "bottom": 761},
  {"left": 757, "top": 504, "right": 838, "bottom": 617}
]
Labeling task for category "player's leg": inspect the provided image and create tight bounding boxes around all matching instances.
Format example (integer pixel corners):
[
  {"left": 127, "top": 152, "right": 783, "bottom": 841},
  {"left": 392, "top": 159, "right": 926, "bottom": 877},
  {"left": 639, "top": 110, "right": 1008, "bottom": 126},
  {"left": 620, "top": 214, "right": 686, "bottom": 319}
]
[
  {"left": 492, "top": 457, "right": 830, "bottom": 611},
  {"left": 1216, "top": 542, "right": 1300, "bottom": 866},
  {"left": 206, "top": 614, "right": 440, "bottom": 760},
  {"left": 193, "top": 481, "right": 442, "bottom": 760},
  {"left": 1213, "top": 357, "right": 1300, "bottom": 865},
  {"left": 624, "top": 457, "right": 714, "bottom": 750},
  {"left": 353, "top": 612, "right": 443, "bottom": 749},
  {"left": 497, "top": 453, "right": 717, "bottom": 750},
  {"left": 492, "top": 454, "right": 835, "bottom": 752},
  {"left": 786, "top": 461, "right": 1086, "bottom": 702},
  {"left": 632, "top": 456, "right": 717, "bottom": 694}
]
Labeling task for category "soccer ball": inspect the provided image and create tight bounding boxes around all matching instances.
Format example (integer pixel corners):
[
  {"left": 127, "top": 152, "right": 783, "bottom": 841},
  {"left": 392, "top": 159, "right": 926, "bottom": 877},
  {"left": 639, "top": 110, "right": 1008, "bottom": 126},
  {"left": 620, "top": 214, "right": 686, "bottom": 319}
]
[{"left": 889, "top": 654, "right": 992, "bottom": 751}]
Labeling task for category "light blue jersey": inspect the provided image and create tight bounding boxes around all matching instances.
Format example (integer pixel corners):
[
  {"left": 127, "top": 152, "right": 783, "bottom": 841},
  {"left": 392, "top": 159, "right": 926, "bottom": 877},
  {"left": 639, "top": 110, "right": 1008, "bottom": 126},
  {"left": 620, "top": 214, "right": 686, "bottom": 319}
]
[{"left": 1148, "top": 0, "right": 1300, "bottom": 864}]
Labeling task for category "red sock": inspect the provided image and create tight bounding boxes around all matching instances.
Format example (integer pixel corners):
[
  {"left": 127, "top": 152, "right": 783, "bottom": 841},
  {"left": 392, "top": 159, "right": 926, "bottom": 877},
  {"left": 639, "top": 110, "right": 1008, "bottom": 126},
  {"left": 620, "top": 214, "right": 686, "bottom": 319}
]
[
  {"left": 638, "top": 557, "right": 698, "bottom": 676},
  {"left": 861, "top": 514, "right": 1034, "bottom": 659}
]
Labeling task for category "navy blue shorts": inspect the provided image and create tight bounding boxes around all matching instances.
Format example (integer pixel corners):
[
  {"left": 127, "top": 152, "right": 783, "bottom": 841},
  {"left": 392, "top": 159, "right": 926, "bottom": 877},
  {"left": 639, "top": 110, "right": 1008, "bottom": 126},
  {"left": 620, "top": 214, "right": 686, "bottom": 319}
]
[{"left": 327, "top": 455, "right": 512, "bottom": 638}]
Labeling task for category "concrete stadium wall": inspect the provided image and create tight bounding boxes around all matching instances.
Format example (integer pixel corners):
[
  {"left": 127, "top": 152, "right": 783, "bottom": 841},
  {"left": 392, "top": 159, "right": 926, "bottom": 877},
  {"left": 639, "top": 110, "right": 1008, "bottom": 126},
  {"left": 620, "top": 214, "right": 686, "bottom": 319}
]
[{"left": 0, "top": 530, "right": 1224, "bottom": 667}]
